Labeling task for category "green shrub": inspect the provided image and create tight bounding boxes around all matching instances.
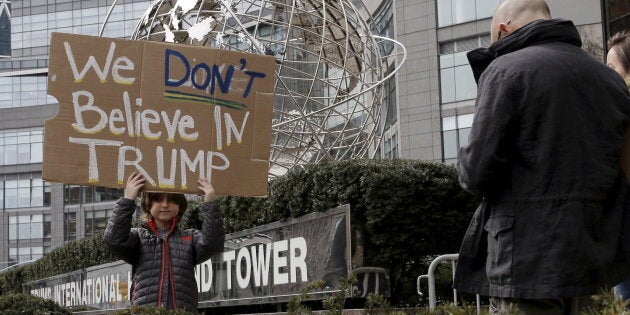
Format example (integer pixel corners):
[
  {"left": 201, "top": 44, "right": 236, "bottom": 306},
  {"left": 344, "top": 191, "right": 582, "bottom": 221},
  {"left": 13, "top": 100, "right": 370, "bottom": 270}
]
[
  {"left": 179, "top": 197, "right": 204, "bottom": 230},
  {"left": 222, "top": 159, "right": 479, "bottom": 305},
  {"left": 0, "top": 265, "right": 26, "bottom": 296},
  {"left": 365, "top": 293, "right": 392, "bottom": 315},
  {"left": 322, "top": 274, "right": 357, "bottom": 315},
  {"left": 0, "top": 293, "right": 70, "bottom": 314},
  {"left": 287, "top": 279, "right": 327, "bottom": 315},
  {"left": 584, "top": 288, "right": 630, "bottom": 315}
]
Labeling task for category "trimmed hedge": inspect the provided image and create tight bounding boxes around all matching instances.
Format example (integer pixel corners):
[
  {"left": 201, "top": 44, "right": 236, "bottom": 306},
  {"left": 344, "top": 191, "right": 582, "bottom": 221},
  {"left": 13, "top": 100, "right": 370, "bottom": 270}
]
[
  {"left": 0, "top": 293, "right": 71, "bottom": 314},
  {"left": 25, "top": 231, "right": 117, "bottom": 281},
  {"left": 0, "top": 159, "right": 480, "bottom": 306},
  {"left": 218, "top": 159, "right": 480, "bottom": 305}
]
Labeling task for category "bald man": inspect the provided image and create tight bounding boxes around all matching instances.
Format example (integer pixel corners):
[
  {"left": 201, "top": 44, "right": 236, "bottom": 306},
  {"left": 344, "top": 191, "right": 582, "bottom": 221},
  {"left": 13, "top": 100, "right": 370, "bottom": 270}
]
[{"left": 453, "top": 0, "right": 630, "bottom": 314}]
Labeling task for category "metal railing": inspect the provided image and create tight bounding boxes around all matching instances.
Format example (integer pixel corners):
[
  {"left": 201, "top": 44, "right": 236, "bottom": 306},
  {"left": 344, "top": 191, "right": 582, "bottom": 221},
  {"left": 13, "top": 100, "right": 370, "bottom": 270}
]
[
  {"left": 352, "top": 266, "right": 389, "bottom": 297},
  {"left": 417, "top": 254, "right": 481, "bottom": 313}
]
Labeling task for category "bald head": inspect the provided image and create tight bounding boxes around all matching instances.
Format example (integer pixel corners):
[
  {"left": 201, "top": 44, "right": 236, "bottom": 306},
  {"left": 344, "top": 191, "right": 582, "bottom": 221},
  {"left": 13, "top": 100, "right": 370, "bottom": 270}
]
[{"left": 491, "top": 0, "right": 552, "bottom": 43}]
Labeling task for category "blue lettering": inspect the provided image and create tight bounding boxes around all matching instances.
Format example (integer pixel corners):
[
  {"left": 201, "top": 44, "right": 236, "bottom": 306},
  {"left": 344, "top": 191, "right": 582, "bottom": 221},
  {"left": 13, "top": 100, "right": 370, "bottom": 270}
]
[
  {"left": 165, "top": 49, "right": 190, "bottom": 87},
  {"left": 211, "top": 64, "right": 234, "bottom": 95},
  {"left": 192, "top": 63, "right": 211, "bottom": 90},
  {"left": 164, "top": 53, "right": 266, "bottom": 99},
  {"left": 242, "top": 71, "right": 266, "bottom": 98}
]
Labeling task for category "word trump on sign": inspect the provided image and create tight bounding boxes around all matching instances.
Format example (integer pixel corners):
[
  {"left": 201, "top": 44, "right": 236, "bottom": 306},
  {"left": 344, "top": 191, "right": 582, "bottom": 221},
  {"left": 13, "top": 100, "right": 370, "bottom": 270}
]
[{"left": 44, "top": 33, "right": 276, "bottom": 196}]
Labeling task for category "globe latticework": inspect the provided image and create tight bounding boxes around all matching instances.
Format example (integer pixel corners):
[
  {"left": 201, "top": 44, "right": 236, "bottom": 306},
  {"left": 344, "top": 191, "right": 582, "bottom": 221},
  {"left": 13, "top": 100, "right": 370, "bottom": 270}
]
[{"left": 131, "top": 0, "right": 393, "bottom": 176}]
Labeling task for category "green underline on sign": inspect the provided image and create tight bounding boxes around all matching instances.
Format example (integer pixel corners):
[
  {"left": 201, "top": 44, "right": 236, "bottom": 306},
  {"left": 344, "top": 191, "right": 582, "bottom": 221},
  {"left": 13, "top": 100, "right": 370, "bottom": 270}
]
[{"left": 164, "top": 90, "right": 248, "bottom": 110}]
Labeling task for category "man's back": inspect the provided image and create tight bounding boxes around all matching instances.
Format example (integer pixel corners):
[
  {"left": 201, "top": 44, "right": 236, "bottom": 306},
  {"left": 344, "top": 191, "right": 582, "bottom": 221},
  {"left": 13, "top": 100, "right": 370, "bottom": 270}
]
[
  {"left": 455, "top": 18, "right": 630, "bottom": 299},
  {"left": 491, "top": 40, "right": 629, "bottom": 202}
]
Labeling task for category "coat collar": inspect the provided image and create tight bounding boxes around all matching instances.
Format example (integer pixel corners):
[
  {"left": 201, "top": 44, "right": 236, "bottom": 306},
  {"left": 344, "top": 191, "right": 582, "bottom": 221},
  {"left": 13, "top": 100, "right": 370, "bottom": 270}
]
[
  {"left": 467, "top": 19, "right": 582, "bottom": 83},
  {"left": 144, "top": 218, "right": 178, "bottom": 235}
]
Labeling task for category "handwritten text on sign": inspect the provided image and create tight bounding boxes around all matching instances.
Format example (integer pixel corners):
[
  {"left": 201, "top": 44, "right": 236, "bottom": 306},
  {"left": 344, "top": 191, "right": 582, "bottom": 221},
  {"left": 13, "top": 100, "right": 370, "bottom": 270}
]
[{"left": 44, "top": 33, "right": 276, "bottom": 196}]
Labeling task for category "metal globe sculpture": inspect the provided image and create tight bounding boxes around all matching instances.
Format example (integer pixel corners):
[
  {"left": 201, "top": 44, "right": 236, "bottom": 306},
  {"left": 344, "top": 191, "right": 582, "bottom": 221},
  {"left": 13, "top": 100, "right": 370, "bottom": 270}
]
[{"left": 111, "top": 0, "right": 404, "bottom": 176}]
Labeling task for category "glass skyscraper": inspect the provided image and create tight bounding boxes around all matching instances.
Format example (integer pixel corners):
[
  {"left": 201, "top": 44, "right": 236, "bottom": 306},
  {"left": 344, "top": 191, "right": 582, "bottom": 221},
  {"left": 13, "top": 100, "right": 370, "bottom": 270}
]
[{"left": 0, "top": 0, "right": 151, "bottom": 269}]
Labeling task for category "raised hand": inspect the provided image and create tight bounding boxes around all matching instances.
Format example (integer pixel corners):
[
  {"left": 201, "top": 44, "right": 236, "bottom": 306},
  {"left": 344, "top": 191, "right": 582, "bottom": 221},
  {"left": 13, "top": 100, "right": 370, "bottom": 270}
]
[
  {"left": 197, "top": 178, "right": 217, "bottom": 202},
  {"left": 124, "top": 172, "right": 146, "bottom": 200}
]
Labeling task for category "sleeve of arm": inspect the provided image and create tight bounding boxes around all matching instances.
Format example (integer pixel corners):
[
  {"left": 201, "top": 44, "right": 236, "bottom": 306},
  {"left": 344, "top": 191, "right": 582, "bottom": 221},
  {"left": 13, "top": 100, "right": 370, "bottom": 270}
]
[
  {"left": 457, "top": 66, "right": 517, "bottom": 197},
  {"left": 103, "top": 198, "right": 140, "bottom": 264},
  {"left": 193, "top": 201, "right": 226, "bottom": 264}
]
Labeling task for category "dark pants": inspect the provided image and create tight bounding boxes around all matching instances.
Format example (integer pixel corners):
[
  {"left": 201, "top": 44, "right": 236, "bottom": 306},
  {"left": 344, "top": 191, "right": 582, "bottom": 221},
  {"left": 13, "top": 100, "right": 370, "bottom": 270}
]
[
  {"left": 615, "top": 279, "right": 630, "bottom": 301},
  {"left": 489, "top": 296, "right": 593, "bottom": 315}
]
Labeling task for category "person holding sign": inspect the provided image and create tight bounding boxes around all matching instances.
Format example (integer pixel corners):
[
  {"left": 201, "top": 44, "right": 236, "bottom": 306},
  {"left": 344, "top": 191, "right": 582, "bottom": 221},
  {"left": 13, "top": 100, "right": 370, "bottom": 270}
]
[{"left": 104, "top": 172, "right": 225, "bottom": 311}]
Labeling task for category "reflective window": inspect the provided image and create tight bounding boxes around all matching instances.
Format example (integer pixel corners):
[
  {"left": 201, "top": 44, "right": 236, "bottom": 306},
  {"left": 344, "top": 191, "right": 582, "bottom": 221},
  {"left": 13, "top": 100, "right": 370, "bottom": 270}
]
[
  {"left": 452, "top": 0, "right": 476, "bottom": 25},
  {"left": 443, "top": 129, "right": 458, "bottom": 160},
  {"left": 0, "top": 76, "right": 54, "bottom": 108},
  {"left": 18, "top": 247, "right": 30, "bottom": 263},
  {"left": 31, "top": 178, "right": 44, "bottom": 206},
  {"left": 442, "top": 114, "right": 474, "bottom": 163},
  {"left": 0, "top": 181, "right": 3, "bottom": 209},
  {"left": 0, "top": 172, "right": 51, "bottom": 209},
  {"left": 4, "top": 176, "right": 17, "bottom": 208},
  {"left": 5, "top": 1, "right": 152, "bottom": 108},
  {"left": 437, "top": 0, "right": 453, "bottom": 27},
  {"left": 8, "top": 214, "right": 48, "bottom": 240},
  {"left": 11, "top": 2, "right": 151, "bottom": 56},
  {"left": 0, "top": 0, "right": 10, "bottom": 57},
  {"left": 0, "top": 128, "right": 43, "bottom": 165},
  {"left": 7, "top": 248, "right": 17, "bottom": 268},
  {"left": 604, "top": 0, "right": 630, "bottom": 45},
  {"left": 64, "top": 185, "right": 122, "bottom": 204},
  {"left": 383, "top": 132, "right": 398, "bottom": 160},
  {"left": 65, "top": 185, "right": 81, "bottom": 204},
  {"left": 454, "top": 66, "right": 477, "bottom": 101},
  {"left": 18, "top": 177, "right": 31, "bottom": 207},
  {"left": 95, "top": 186, "right": 123, "bottom": 202},
  {"left": 373, "top": 0, "right": 394, "bottom": 55},
  {"left": 64, "top": 212, "right": 77, "bottom": 241},
  {"left": 8, "top": 246, "right": 47, "bottom": 266},
  {"left": 440, "top": 67, "right": 456, "bottom": 103},
  {"left": 439, "top": 36, "right": 490, "bottom": 104},
  {"left": 442, "top": 116, "right": 457, "bottom": 131},
  {"left": 476, "top": 0, "right": 500, "bottom": 19},
  {"left": 43, "top": 214, "right": 52, "bottom": 238},
  {"left": 437, "top": 0, "right": 500, "bottom": 27},
  {"left": 383, "top": 66, "right": 398, "bottom": 128},
  {"left": 85, "top": 209, "right": 114, "bottom": 237},
  {"left": 8, "top": 216, "right": 16, "bottom": 240}
]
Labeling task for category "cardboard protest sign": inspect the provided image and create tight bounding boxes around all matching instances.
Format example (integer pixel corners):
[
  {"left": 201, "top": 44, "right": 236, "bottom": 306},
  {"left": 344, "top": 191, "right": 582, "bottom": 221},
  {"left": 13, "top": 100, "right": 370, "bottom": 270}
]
[{"left": 44, "top": 33, "right": 276, "bottom": 196}]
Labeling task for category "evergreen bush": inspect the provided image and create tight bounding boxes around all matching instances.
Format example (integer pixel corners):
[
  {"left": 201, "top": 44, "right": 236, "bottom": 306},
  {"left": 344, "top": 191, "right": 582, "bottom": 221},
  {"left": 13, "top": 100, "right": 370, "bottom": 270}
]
[
  {"left": 0, "top": 293, "right": 71, "bottom": 314},
  {"left": 220, "top": 159, "right": 480, "bottom": 305}
]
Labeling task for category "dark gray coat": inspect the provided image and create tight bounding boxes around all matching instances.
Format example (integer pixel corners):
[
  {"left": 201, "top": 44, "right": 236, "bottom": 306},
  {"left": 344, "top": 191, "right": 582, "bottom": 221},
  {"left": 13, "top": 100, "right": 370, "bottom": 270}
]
[
  {"left": 454, "top": 19, "right": 630, "bottom": 299},
  {"left": 104, "top": 198, "right": 225, "bottom": 311}
]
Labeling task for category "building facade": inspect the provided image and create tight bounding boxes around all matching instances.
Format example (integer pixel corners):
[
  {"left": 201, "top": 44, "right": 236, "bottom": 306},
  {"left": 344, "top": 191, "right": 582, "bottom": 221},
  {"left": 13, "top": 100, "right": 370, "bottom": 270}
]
[
  {"left": 0, "top": 0, "right": 151, "bottom": 269},
  {"left": 0, "top": 0, "right": 627, "bottom": 269},
  {"left": 388, "top": 0, "right": 613, "bottom": 165}
]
